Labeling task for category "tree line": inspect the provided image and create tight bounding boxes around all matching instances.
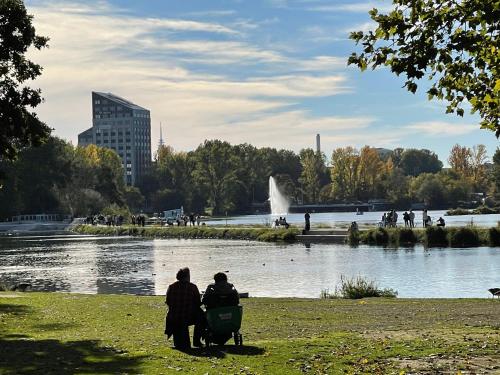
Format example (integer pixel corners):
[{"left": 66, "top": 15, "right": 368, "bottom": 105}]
[{"left": 1, "top": 136, "right": 498, "bottom": 219}]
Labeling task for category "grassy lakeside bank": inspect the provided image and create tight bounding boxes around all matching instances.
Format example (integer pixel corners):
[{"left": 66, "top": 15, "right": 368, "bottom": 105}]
[
  {"left": 352, "top": 226, "right": 500, "bottom": 247},
  {"left": 74, "top": 224, "right": 500, "bottom": 248},
  {"left": 73, "top": 224, "right": 299, "bottom": 242},
  {"left": 1, "top": 293, "right": 499, "bottom": 374}
]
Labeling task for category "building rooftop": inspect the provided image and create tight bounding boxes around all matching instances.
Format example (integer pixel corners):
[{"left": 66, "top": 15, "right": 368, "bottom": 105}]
[{"left": 93, "top": 91, "right": 149, "bottom": 111}]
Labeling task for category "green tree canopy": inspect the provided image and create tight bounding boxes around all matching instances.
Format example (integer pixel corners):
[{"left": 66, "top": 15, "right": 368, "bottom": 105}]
[
  {"left": 0, "top": 0, "right": 50, "bottom": 162},
  {"left": 348, "top": 0, "right": 499, "bottom": 135},
  {"left": 399, "top": 148, "right": 443, "bottom": 176}
]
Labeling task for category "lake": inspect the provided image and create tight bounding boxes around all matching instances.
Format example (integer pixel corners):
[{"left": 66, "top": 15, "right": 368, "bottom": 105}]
[
  {"left": 1, "top": 234, "right": 498, "bottom": 298},
  {"left": 203, "top": 210, "right": 500, "bottom": 227}
]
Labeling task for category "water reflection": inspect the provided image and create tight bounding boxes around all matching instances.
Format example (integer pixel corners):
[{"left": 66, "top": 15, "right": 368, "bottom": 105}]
[{"left": 0, "top": 235, "right": 499, "bottom": 298}]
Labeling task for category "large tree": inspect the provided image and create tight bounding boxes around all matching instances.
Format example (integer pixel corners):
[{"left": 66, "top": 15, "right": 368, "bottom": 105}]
[
  {"left": 0, "top": 0, "right": 50, "bottom": 162},
  {"left": 192, "top": 140, "right": 243, "bottom": 215},
  {"left": 399, "top": 148, "right": 443, "bottom": 176},
  {"left": 348, "top": 0, "right": 499, "bottom": 135}
]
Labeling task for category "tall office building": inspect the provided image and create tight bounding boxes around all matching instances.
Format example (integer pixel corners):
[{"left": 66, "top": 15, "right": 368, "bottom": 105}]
[{"left": 78, "top": 92, "right": 151, "bottom": 185}]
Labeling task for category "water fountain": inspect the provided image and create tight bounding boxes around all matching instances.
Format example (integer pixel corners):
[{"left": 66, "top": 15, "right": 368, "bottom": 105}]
[{"left": 268, "top": 176, "right": 290, "bottom": 216}]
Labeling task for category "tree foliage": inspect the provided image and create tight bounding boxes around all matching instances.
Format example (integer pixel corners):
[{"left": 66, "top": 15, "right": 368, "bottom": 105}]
[
  {"left": 348, "top": 0, "right": 499, "bottom": 135},
  {"left": 449, "top": 143, "right": 488, "bottom": 188},
  {"left": 0, "top": 137, "right": 127, "bottom": 218},
  {"left": 399, "top": 148, "right": 442, "bottom": 176},
  {"left": 0, "top": 0, "right": 50, "bottom": 162},
  {"left": 1, "top": 137, "right": 496, "bottom": 219},
  {"left": 299, "top": 149, "right": 329, "bottom": 204}
]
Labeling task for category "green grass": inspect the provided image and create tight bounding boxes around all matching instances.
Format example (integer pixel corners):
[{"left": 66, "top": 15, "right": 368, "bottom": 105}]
[
  {"left": 1, "top": 293, "right": 499, "bottom": 374},
  {"left": 73, "top": 225, "right": 299, "bottom": 243}
]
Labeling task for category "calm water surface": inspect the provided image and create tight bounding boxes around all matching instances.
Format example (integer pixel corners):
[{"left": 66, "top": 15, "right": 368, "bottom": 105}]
[
  {"left": 204, "top": 210, "right": 500, "bottom": 227},
  {"left": 0, "top": 235, "right": 498, "bottom": 298}
]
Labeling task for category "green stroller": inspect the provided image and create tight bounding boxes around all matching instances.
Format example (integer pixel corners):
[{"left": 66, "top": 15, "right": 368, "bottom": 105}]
[{"left": 205, "top": 305, "right": 243, "bottom": 346}]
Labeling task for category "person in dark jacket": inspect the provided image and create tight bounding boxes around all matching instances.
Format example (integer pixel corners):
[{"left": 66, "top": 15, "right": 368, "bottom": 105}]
[
  {"left": 304, "top": 212, "right": 311, "bottom": 231},
  {"left": 165, "top": 267, "right": 205, "bottom": 349},
  {"left": 202, "top": 272, "right": 239, "bottom": 310}
]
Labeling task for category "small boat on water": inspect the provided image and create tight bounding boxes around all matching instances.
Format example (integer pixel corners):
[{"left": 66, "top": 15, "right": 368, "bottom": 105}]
[{"left": 356, "top": 209, "right": 364, "bottom": 215}]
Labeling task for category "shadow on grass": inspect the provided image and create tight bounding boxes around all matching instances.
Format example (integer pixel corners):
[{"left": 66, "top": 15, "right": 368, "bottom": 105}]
[
  {"left": 0, "top": 335, "right": 145, "bottom": 375},
  {"left": 0, "top": 303, "right": 32, "bottom": 316},
  {"left": 178, "top": 345, "right": 265, "bottom": 358}
]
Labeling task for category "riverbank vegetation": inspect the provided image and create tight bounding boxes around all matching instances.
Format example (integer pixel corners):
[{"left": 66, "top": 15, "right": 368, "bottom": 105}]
[
  {"left": 321, "top": 275, "right": 397, "bottom": 299},
  {"left": 73, "top": 224, "right": 299, "bottom": 242},
  {"left": 447, "top": 206, "right": 500, "bottom": 216},
  {"left": 1, "top": 292, "right": 499, "bottom": 374},
  {"left": 351, "top": 226, "right": 500, "bottom": 247}
]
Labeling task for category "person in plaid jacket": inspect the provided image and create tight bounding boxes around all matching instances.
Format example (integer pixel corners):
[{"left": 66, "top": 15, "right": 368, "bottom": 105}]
[{"left": 165, "top": 267, "right": 206, "bottom": 349}]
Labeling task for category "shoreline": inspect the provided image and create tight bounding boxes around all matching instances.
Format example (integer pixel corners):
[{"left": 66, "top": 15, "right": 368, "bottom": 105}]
[{"left": 72, "top": 224, "right": 500, "bottom": 247}]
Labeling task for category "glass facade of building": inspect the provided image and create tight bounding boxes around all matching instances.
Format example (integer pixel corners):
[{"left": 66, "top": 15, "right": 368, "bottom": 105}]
[{"left": 78, "top": 92, "right": 152, "bottom": 185}]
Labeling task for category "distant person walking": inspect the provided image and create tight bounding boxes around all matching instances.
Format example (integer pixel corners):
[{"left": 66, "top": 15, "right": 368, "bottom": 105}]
[
  {"left": 422, "top": 209, "right": 428, "bottom": 228},
  {"left": 403, "top": 211, "right": 409, "bottom": 227},
  {"left": 304, "top": 212, "right": 311, "bottom": 231},
  {"left": 409, "top": 209, "right": 415, "bottom": 228}
]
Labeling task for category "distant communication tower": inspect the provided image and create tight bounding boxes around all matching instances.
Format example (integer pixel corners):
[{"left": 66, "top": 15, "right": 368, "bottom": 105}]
[
  {"left": 316, "top": 134, "right": 321, "bottom": 153},
  {"left": 158, "top": 122, "right": 165, "bottom": 149}
]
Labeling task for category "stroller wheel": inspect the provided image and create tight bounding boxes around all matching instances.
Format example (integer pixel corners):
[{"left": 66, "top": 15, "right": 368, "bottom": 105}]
[
  {"left": 238, "top": 334, "right": 243, "bottom": 346},
  {"left": 233, "top": 332, "right": 240, "bottom": 345}
]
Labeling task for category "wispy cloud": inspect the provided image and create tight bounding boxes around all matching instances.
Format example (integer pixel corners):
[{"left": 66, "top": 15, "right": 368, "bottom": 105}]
[
  {"left": 406, "top": 121, "right": 476, "bottom": 136},
  {"left": 27, "top": 0, "right": 361, "bottom": 152},
  {"left": 184, "top": 10, "right": 237, "bottom": 18},
  {"left": 305, "top": 1, "right": 394, "bottom": 13}
]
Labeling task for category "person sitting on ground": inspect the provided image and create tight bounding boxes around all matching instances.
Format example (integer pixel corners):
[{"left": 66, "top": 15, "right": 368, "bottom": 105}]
[
  {"left": 281, "top": 217, "right": 290, "bottom": 229},
  {"left": 165, "top": 267, "right": 206, "bottom": 349},
  {"left": 437, "top": 217, "right": 445, "bottom": 227},
  {"left": 202, "top": 272, "right": 239, "bottom": 310}
]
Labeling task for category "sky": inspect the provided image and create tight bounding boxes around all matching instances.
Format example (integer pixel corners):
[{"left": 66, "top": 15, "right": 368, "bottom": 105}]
[{"left": 25, "top": 0, "right": 499, "bottom": 164}]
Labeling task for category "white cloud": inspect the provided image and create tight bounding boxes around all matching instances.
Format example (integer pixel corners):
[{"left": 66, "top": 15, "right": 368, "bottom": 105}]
[
  {"left": 344, "top": 21, "right": 377, "bottom": 34},
  {"left": 406, "top": 121, "right": 476, "bottom": 136},
  {"left": 295, "top": 56, "right": 347, "bottom": 71},
  {"left": 184, "top": 10, "right": 237, "bottom": 18},
  {"left": 306, "top": 2, "right": 394, "bottom": 13},
  {"left": 27, "top": 0, "right": 362, "bottom": 152}
]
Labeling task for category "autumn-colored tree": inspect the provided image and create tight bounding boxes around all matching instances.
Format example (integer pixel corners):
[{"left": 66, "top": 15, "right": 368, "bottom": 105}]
[
  {"left": 470, "top": 144, "right": 489, "bottom": 188},
  {"left": 330, "top": 147, "right": 359, "bottom": 201},
  {"left": 357, "top": 146, "right": 385, "bottom": 199},
  {"left": 448, "top": 144, "right": 489, "bottom": 190},
  {"left": 448, "top": 144, "right": 472, "bottom": 178}
]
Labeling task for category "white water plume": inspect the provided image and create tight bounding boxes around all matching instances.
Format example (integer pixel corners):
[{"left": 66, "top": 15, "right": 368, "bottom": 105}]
[{"left": 269, "top": 176, "right": 290, "bottom": 216}]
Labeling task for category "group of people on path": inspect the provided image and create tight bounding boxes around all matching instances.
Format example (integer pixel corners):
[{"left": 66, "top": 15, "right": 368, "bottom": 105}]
[
  {"left": 164, "top": 267, "right": 239, "bottom": 350},
  {"left": 381, "top": 209, "right": 445, "bottom": 228},
  {"left": 274, "top": 216, "right": 290, "bottom": 229},
  {"left": 84, "top": 214, "right": 125, "bottom": 226},
  {"left": 131, "top": 214, "right": 146, "bottom": 226},
  {"left": 166, "top": 213, "right": 202, "bottom": 227},
  {"left": 422, "top": 209, "right": 446, "bottom": 227}
]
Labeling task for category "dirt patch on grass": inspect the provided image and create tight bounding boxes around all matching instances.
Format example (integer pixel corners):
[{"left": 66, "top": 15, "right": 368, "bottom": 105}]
[{"left": 392, "top": 354, "right": 500, "bottom": 374}]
